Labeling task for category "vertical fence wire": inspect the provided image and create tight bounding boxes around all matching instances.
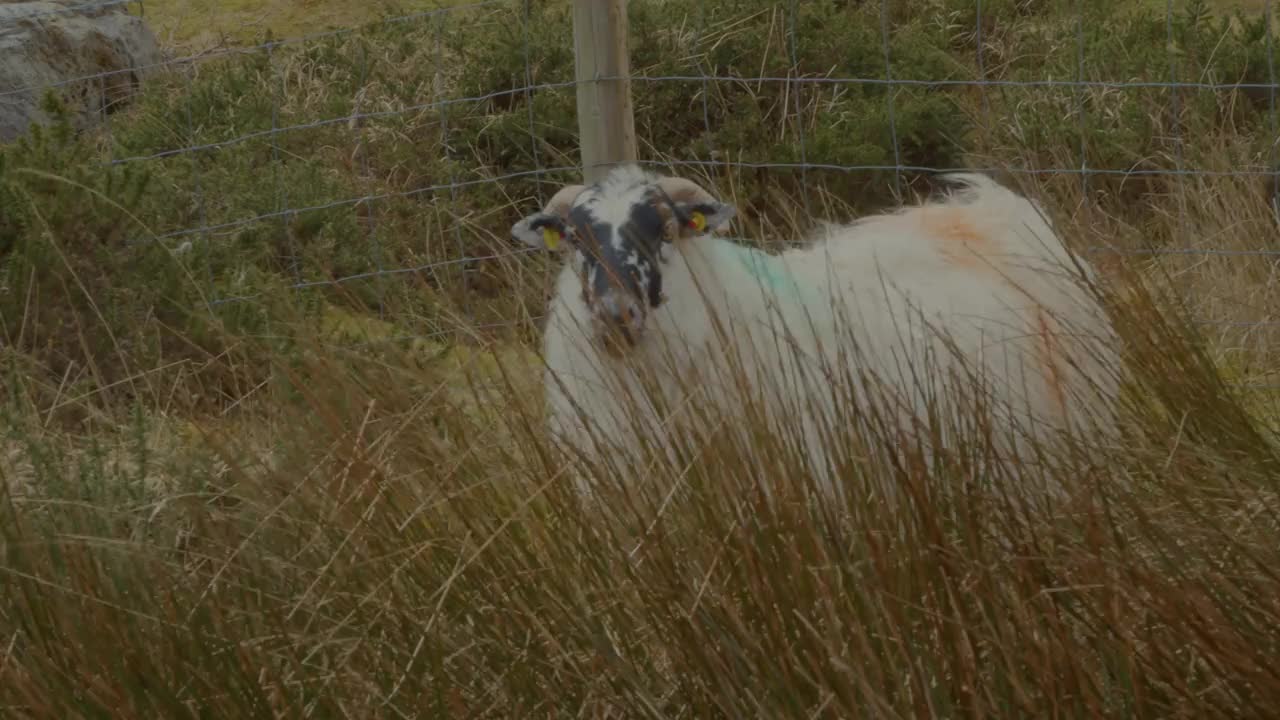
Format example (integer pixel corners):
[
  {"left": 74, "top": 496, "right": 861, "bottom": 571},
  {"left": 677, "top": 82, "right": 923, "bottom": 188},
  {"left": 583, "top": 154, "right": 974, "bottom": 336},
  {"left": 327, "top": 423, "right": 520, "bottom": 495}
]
[
  {"left": 1167, "top": 1, "right": 1182, "bottom": 178},
  {"left": 179, "top": 61, "right": 216, "bottom": 307},
  {"left": 520, "top": 0, "right": 546, "bottom": 206},
  {"left": 1264, "top": 0, "right": 1278, "bottom": 386},
  {"left": 1166, "top": 0, "right": 1186, "bottom": 213},
  {"left": 785, "top": 0, "right": 811, "bottom": 218},
  {"left": 975, "top": 0, "right": 992, "bottom": 139},
  {"left": 434, "top": 10, "right": 472, "bottom": 322},
  {"left": 354, "top": 38, "right": 388, "bottom": 320},
  {"left": 520, "top": 0, "right": 552, "bottom": 334},
  {"left": 1075, "top": 0, "right": 1090, "bottom": 209},
  {"left": 1165, "top": 0, "right": 1195, "bottom": 326},
  {"left": 1267, "top": 0, "right": 1279, "bottom": 222},
  {"left": 267, "top": 42, "right": 302, "bottom": 287},
  {"left": 695, "top": 0, "right": 716, "bottom": 168},
  {"left": 879, "top": 0, "right": 903, "bottom": 201}
]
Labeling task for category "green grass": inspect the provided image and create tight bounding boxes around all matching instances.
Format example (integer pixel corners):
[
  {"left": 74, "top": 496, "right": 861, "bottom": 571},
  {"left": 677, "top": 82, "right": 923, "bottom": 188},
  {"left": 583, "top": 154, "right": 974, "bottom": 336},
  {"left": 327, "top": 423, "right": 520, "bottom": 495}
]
[
  {"left": 3, "top": 0, "right": 1280, "bottom": 715},
  {"left": 138, "top": 0, "right": 468, "bottom": 50}
]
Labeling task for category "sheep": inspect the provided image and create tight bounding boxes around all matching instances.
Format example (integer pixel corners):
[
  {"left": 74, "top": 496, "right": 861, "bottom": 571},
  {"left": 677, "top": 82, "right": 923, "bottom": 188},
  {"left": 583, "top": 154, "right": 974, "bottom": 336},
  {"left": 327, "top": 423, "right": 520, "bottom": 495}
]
[{"left": 511, "top": 165, "right": 1121, "bottom": 500}]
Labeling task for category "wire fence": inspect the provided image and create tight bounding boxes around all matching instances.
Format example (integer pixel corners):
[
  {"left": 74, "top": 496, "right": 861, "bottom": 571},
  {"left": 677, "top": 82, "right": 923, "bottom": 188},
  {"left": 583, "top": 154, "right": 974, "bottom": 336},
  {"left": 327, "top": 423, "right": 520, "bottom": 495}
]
[{"left": 5, "top": 0, "right": 1280, "bottom": 356}]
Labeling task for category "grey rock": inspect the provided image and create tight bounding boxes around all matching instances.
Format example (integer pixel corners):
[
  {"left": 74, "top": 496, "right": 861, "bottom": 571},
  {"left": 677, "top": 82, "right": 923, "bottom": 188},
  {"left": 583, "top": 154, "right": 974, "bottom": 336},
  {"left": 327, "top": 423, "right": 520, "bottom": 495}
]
[{"left": 0, "top": 1, "right": 164, "bottom": 143}]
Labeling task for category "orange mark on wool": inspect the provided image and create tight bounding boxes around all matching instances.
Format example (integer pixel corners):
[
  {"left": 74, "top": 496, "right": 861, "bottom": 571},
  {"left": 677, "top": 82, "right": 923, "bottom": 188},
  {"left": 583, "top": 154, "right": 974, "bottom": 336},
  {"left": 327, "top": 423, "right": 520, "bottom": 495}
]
[
  {"left": 924, "top": 208, "right": 993, "bottom": 270},
  {"left": 1035, "top": 307, "right": 1069, "bottom": 420}
]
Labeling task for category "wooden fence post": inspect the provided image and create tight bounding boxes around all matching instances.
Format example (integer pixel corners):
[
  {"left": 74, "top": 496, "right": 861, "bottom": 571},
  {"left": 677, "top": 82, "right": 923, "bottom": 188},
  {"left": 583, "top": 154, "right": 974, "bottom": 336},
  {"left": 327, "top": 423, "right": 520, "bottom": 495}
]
[{"left": 572, "top": 0, "right": 637, "bottom": 184}]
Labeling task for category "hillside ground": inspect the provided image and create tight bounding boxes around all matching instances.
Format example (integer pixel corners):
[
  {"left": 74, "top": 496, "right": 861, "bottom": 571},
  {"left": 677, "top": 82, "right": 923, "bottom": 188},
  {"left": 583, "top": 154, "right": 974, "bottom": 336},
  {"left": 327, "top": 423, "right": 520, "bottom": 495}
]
[{"left": 3, "top": 0, "right": 1280, "bottom": 715}]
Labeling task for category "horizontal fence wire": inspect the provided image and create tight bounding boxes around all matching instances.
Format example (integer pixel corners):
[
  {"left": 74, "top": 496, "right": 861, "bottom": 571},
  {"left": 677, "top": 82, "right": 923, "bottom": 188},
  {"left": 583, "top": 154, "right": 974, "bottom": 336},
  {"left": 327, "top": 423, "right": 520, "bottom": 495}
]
[
  {"left": 4, "top": 0, "right": 1280, "bottom": 380},
  {"left": 0, "top": 0, "right": 508, "bottom": 99}
]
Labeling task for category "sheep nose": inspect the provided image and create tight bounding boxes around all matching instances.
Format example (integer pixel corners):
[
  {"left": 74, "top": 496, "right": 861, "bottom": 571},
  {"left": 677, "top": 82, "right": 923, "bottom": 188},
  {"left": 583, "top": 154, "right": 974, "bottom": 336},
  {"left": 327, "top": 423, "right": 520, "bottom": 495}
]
[
  {"left": 602, "top": 308, "right": 636, "bottom": 341},
  {"left": 607, "top": 320, "right": 636, "bottom": 346},
  {"left": 595, "top": 295, "right": 643, "bottom": 345}
]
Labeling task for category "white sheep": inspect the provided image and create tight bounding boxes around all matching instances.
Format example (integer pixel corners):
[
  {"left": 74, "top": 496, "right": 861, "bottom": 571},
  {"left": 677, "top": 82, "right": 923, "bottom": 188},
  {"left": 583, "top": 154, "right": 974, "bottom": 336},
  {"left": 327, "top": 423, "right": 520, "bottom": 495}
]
[{"left": 511, "top": 165, "right": 1121, "bottom": 499}]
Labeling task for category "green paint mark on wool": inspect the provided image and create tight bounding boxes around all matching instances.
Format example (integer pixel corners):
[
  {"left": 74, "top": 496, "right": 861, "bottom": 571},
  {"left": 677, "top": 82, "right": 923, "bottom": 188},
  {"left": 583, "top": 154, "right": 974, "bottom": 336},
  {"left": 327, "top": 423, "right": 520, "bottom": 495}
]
[{"left": 717, "top": 240, "right": 804, "bottom": 300}]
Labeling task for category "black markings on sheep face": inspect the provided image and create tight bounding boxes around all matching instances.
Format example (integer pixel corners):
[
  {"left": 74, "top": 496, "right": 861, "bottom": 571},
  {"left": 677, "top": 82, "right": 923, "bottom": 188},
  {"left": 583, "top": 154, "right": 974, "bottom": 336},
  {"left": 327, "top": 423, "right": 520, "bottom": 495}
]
[
  {"left": 514, "top": 166, "right": 738, "bottom": 357},
  {"left": 565, "top": 174, "right": 675, "bottom": 350}
]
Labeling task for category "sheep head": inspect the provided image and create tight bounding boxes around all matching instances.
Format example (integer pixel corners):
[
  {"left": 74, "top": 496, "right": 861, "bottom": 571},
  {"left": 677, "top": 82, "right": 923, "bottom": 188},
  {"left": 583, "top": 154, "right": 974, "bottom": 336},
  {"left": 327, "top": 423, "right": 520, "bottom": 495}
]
[{"left": 512, "top": 165, "right": 735, "bottom": 353}]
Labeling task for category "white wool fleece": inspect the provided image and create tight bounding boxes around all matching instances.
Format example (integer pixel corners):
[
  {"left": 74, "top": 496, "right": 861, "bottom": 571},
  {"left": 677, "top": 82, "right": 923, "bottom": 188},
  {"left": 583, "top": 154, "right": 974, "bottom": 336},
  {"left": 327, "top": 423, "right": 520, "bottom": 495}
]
[{"left": 540, "top": 173, "right": 1120, "bottom": 499}]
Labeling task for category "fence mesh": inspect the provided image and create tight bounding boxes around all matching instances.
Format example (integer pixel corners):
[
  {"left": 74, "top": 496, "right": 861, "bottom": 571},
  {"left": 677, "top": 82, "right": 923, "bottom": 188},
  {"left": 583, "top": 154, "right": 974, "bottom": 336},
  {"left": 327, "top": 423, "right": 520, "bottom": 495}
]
[{"left": 4, "top": 0, "right": 1279, "bottom": 380}]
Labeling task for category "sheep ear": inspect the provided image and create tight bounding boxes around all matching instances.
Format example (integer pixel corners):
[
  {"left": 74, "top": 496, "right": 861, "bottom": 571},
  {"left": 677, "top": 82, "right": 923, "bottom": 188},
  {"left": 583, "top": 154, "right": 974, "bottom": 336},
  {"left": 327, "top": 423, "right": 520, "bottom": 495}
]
[
  {"left": 513, "top": 183, "right": 586, "bottom": 251},
  {"left": 676, "top": 201, "right": 736, "bottom": 236},
  {"left": 512, "top": 212, "right": 574, "bottom": 252}
]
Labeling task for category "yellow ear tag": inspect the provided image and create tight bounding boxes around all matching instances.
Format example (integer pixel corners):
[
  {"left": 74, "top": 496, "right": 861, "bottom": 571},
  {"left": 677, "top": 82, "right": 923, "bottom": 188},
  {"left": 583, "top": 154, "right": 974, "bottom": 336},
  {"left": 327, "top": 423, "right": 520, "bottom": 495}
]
[
  {"left": 542, "top": 226, "right": 562, "bottom": 250},
  {"left": 688, "top": 211, "right": 707, "bottom": 233}
]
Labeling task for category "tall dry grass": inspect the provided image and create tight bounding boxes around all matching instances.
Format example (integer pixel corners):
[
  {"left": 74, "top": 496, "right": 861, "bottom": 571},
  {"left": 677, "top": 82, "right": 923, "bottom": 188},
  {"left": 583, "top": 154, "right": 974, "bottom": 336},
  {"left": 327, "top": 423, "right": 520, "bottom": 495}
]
[
  {"left": 3, "top": 146, "right": 1280, "bottom": 718},
  {"left": 3, "top": 1, "right": 1280, "bottom": 713}
]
